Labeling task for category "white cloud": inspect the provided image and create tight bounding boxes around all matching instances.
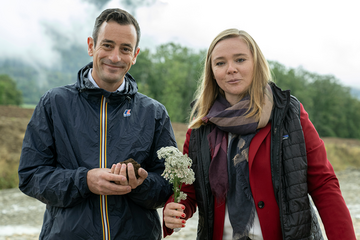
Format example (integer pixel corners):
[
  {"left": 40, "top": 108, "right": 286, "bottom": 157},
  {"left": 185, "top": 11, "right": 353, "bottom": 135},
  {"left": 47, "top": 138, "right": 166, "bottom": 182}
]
[
  {"left": 0, "top": 0, "right": 96, "bottom": 67},
  {"left": 137, "top": 0, "right": 360, "bottom": 88},
  {"left": 1, "top": 0, "right": 359, "bottom": 88}
]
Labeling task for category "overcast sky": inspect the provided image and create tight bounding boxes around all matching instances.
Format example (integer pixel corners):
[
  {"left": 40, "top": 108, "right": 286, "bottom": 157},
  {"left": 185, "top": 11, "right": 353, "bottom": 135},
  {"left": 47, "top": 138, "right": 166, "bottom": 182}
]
[{"left": 1, "top": 0, "right": 359, "bottom": 88}]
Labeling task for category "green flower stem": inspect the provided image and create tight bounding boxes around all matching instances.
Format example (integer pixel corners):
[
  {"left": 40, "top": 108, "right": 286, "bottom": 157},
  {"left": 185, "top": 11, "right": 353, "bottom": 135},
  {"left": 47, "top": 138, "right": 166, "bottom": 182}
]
[{"left": 173, "top": 176, "right": 180, "bottom": 203}]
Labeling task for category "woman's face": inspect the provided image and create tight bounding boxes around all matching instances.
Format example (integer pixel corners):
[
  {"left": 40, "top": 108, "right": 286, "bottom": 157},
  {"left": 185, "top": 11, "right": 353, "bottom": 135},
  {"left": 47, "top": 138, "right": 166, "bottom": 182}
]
[{"left": 211, "top": 37, "right": 254, "bottom": 105}]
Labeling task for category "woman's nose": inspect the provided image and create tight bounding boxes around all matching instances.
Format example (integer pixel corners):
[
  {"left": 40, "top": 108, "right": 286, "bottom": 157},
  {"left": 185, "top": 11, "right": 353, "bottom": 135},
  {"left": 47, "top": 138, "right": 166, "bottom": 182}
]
[{"left": 227, "top": 62, "right": 238, "bottom": 74}]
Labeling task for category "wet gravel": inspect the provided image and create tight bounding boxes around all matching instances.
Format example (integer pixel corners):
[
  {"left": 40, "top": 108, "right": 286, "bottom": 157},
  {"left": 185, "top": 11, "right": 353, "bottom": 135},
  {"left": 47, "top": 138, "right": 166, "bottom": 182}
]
[{"left": 1, "top": 168, "right": 359, "bottom": 239}]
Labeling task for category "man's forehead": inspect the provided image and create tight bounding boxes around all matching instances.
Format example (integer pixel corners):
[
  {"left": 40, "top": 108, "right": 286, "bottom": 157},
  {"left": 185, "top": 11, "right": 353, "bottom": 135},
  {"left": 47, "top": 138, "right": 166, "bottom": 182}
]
[
  {"left": 99, "top": 21, "right": 136, "bottom": 34},
  {"left": 98, "top": 22, "right": 137, "bottom": 45}
]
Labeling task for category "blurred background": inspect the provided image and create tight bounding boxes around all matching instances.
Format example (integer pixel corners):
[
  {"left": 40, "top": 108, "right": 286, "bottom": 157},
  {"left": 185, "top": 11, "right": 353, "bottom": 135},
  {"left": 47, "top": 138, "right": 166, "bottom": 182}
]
[
  {"left": 1, "top": 0, "right": 360, "bottom": 124},
  {"left": 0, "top": 0, "right": 359, "bottom": 239}
]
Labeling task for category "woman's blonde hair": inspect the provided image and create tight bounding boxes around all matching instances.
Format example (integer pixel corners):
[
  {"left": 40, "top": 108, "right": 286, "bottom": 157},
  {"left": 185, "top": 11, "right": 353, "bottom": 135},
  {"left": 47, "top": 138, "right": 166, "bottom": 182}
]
[{"left": 189, "top": 29, "right": 272, "bottom": 129}]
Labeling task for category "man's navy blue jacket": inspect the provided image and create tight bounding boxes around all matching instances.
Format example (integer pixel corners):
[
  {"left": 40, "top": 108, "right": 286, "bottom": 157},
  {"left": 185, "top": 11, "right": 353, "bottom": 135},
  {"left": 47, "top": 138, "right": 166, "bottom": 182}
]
[{"left": 18, "top": 62, "right": 176, "bottom": 240}]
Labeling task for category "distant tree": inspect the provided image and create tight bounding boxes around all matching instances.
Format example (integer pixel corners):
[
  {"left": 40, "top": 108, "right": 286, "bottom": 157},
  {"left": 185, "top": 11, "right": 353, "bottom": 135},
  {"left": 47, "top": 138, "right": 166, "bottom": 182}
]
[
  {"left": 0, "top": 59, "right": 44, "bottom": 104},
  {"left": 1, "top": 44, "right": 360, "bottom": 139},
  {"left": 351, "top": 88, "right": 360, "bottom": 99},
  {"left": 131, "top": 43, "right": 204, "bottom": 123},
  {"left": 270, "top": 60, "right": 360, "bottom": 139},
  {"left": 0, "top": 74, "right": 23, "bottom": 105},
  {"left": 310, "top": 76, "right": 357, "bottom": 138},
  {"left": 269, "top": 61, "right": 314, "bottom": 112},
  {"left": 129, "top": 49, "right": 154, "bottom": 98}
]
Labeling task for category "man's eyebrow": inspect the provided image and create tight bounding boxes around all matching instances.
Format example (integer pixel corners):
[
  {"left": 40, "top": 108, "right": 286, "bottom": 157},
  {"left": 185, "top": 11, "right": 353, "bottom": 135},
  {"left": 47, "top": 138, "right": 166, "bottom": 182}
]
[
  {"left": 101, "top": 39, "right": 116, "bottom": 44},
  {"left": 101, "top": 40, "right": 134, "bottom": 49},
  {"left": 121, "top": 43, "right": 134, "bottom": 49}
]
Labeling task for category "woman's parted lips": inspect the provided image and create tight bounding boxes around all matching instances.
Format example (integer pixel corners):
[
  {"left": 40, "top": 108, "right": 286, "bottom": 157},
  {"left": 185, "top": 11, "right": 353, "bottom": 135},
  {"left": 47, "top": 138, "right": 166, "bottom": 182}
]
[{"left": 227, "top": 78, "right": 241, "bottom": 83}]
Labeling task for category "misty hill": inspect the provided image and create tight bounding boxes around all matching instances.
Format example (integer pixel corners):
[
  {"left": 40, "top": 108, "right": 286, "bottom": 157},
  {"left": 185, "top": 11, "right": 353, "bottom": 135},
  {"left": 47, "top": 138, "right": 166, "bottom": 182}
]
[
  {"left": 1, "top": 41, "right": 360, "bottom": 140},
  {"left": 0, "top": 42, "right": 90, "bottom": 104},
  {"left": 351, "top": 88, "right": 360, "bottom": 99}
]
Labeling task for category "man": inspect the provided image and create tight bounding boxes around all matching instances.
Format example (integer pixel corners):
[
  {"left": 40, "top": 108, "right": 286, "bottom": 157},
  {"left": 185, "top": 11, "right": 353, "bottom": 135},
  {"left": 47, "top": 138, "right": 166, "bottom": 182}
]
[{"left": 18, "top": 8, "right": 176, "bottom": 240}]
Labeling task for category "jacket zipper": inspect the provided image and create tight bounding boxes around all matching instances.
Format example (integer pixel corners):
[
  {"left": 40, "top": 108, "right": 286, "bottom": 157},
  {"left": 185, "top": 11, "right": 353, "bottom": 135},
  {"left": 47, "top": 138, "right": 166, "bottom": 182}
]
[
  {"left": 100, "top": 96, "right": 111, "bottom": 240},
  {"left": 276, "top": 126, "right": 286, "bottom": 240}
]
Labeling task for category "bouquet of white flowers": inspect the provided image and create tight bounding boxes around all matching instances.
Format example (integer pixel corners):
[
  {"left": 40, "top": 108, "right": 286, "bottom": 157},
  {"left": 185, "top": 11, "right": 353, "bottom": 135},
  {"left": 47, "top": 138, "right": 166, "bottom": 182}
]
[{"left": 157, "top": 146, "right": 195, "bottom": 203}]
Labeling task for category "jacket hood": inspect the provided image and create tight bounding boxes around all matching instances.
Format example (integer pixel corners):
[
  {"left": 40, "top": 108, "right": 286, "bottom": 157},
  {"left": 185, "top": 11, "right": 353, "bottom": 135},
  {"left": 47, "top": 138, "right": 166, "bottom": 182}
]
[{"left": 75, "top": 62, "right": 138, "bottom": 98}]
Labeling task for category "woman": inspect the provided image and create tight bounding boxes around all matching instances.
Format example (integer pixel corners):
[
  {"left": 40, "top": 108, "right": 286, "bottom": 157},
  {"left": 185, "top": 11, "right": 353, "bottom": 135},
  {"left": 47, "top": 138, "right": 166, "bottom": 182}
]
[{"left": 162, "top": 29, "right": 356, "bottom": 240}]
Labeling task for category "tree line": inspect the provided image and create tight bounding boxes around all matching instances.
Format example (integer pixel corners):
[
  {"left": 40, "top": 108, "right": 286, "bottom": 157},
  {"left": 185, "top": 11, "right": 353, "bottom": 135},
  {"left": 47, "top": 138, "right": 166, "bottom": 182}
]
[{"left": 1, "top": 42, "right": 360, "bottom": 139}]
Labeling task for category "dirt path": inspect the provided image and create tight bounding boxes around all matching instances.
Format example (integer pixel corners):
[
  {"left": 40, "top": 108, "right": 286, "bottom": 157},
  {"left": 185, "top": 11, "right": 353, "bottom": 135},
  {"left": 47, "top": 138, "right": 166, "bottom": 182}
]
[
  {"left": 0, "top": 106, "right": 359, "bottom": 239},
  {"left": 0, "top": 169, "right": 359, "bottom": 240}
]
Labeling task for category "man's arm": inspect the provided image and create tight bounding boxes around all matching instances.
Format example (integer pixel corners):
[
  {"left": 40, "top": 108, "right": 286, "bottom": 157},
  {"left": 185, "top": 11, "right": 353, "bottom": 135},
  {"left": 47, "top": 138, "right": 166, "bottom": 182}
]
[
  {"left": 126, "top": 110, "right": 177, "bottom": 209},
  {"left": 18, "top": 97, "right": 131, "bottom": 207}
]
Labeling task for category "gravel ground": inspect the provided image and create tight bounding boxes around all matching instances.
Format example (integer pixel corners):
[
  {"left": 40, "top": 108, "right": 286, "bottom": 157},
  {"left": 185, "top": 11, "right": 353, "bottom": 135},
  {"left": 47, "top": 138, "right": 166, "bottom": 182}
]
[{"left": 1, "top": 169, "right": 359, "bottom": 240}]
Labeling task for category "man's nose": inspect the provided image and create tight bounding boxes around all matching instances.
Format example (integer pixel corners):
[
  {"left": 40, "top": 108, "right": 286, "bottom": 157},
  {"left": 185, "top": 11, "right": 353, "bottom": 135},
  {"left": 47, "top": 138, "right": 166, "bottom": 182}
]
[{"left": 109, "top": 50, "right": 121, "bottom": 63}]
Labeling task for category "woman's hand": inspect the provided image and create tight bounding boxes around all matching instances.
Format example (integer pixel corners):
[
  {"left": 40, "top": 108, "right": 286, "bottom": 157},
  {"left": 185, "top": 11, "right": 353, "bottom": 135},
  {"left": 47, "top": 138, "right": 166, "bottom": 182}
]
[{"left": 163, "top": 202, "right": 187, "bottom": 229}]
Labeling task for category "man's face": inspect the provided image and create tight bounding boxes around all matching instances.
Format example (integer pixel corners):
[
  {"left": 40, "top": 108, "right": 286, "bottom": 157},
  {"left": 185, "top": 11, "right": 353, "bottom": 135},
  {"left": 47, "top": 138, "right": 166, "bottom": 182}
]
[{"left": 87, "top": 21, "right": 140, "bottom": 92}]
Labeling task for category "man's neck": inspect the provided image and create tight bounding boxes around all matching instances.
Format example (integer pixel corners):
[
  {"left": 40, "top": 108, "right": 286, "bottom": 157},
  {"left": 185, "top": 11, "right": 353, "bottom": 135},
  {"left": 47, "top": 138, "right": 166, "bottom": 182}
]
[{"left": 88, "top": 69, "right": 125, "bottom": 92}]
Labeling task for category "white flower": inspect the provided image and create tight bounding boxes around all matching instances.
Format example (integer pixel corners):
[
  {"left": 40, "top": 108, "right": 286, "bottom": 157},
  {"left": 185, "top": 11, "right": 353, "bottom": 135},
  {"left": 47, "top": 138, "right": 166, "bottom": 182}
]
[
  {"left": 157, "top": 146, "right": 195, "bottom": 203},
  {"left": 178, "top": 191, "right": 187, "bottom": 201}
]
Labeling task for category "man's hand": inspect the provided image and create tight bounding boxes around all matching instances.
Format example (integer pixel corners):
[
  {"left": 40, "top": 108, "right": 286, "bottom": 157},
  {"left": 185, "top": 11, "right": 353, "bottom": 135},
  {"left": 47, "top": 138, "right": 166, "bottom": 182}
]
[
  {"left": 111, "top": 162, "right": 148, "bottom": 189},
  {"left": 87, "top": 168, "right": 132, "bottom": 195}
]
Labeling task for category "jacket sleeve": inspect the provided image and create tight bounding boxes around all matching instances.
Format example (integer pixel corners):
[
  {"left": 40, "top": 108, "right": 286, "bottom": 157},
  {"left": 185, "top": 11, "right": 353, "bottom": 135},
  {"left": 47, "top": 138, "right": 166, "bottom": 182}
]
[
  {"left": 18, "top": 95, "right": 92, "bottom": 208},
  {"left": 163, "top": 128, "right": 198, "bottom": 238},
  {"left": 301, "top": 104, "right": 356, "bottom": 239},
  {"left": 127, "top": 109, "right": 177, "bottom": 209}
]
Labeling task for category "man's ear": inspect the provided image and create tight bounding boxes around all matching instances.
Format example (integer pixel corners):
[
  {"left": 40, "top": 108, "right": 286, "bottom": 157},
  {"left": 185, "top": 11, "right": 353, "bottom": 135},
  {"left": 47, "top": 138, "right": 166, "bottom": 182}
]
[
  {"left": 132, "top": 47, "right": 140, "bottom": 65},
  {"left": 87, "top": 37, "right": 94, "bottom": 57}
]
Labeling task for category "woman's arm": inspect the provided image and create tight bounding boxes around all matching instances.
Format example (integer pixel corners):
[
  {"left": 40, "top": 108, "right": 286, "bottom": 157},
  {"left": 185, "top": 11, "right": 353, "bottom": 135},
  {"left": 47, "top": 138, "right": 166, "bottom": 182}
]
[
  {"left": 301, "top": 104, "right": 356, "bottom": 239},
  {"left": 163, "top": 128, "right": 198, "bottom": 237}
]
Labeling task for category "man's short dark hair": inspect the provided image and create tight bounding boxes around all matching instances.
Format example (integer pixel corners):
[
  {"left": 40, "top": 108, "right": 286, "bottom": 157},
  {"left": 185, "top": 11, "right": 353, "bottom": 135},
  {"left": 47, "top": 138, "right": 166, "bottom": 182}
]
[{"left": 92, "top": 8, "right": 141, "bottom": 51}]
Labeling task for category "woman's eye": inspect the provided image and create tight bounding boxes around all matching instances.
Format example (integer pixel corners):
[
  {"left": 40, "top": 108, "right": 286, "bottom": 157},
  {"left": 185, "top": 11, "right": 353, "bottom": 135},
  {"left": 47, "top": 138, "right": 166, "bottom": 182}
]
[
  {"left": 215, "top": 62, "right": 224, "bottom": 66},
  {"left": 236, "top": 58, "right": 245, "bottom": 62}
]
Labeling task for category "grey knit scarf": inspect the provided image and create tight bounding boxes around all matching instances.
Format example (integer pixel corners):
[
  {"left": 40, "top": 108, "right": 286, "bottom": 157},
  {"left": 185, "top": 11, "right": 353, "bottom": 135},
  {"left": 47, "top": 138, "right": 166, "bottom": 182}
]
[{"left": 203, "top": 84, "right": 273, "bottom": 239}]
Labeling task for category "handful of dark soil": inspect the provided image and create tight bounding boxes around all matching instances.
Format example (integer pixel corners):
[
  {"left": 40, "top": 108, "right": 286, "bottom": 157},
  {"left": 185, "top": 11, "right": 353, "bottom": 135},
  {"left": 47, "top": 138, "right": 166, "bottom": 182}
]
[{"left": 119, "top": 158, "right": 141, "bottom": 180}]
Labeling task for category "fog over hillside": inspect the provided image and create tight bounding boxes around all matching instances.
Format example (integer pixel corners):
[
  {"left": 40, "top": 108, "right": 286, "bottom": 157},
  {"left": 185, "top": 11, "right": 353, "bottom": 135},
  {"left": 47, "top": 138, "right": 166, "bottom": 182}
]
[{"left": 1, "top": 0, "right": 359, "bottom": 89}]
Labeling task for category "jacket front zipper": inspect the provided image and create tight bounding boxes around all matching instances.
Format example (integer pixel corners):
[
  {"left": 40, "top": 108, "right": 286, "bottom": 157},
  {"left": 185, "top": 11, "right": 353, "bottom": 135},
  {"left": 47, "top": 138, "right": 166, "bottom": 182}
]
[{"left": 100, "top": 96, "right": 111, "bottom": 240}]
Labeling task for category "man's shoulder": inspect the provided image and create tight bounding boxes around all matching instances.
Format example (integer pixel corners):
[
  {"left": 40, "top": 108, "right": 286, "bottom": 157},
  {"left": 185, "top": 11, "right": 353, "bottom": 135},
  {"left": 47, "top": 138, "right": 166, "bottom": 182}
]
[
  {"left": 39, "top": 84, "right": 77, "bottom": 106},
  {"left": 43, "top": 84, "right": 77, "bottom": 97},
  {"left": 134, "top": 92, "right": 165, "bottom": 108}
]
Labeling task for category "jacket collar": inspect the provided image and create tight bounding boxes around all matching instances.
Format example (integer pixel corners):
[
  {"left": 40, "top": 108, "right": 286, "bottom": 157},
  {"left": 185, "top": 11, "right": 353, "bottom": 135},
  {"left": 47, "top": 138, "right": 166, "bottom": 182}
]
[{"left": 75, "top": 62, "right": 138, "bottom": 100}]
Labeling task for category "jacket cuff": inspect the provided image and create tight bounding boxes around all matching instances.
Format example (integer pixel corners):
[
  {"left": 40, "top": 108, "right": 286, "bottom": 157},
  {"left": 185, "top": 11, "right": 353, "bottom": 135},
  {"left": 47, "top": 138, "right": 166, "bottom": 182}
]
[{"left": 78, "top": 167, "right": 92, "bottom": 198}]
